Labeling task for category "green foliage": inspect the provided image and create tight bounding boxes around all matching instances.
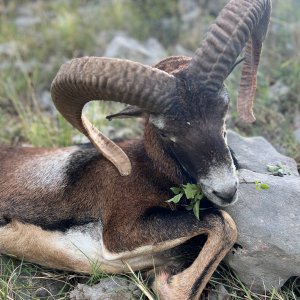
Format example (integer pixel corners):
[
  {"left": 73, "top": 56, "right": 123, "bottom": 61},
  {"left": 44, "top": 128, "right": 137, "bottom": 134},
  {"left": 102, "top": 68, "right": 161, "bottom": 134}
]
[
  {"left": 167, "top": 183, "right": 204, "bottom": 220},
  {"left": 267, "top": 163, "right": 291, "bottom": 176},
  {"left": 255, "top": 181, "right": 270, "bottom": 191},
  {"left": 0, "top": 255, "right": 75, "bottom": 299},
  {"left": 241, "top": 178, "right": 270, "bottom": 191},
  {"left": 0, "top": 72, "right": 75, "bottom": 147},
  {"left": 125, "top": 0, "right": 180, "bottom": 45},
  {"left": 92, "top": 0, "right": 180, "bottom": 46}
]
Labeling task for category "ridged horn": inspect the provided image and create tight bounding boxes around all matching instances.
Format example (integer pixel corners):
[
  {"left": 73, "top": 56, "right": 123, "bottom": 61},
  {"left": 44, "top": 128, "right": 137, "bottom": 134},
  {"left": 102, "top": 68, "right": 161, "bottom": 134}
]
[
  {"left": 51, "top": 57, "right": 176, "bottom": 176},
  {"left": 187, "top": 0, "right": 271, "bottom": 122},
  {"left": 237, "top": 4, "right": 271, "bottom": 123}
]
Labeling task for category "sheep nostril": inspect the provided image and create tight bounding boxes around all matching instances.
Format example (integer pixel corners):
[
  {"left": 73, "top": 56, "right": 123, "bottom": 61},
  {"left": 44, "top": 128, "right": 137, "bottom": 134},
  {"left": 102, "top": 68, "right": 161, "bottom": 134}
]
[{"left": 213, "top": 188, "right": 237, "bottom": 203}]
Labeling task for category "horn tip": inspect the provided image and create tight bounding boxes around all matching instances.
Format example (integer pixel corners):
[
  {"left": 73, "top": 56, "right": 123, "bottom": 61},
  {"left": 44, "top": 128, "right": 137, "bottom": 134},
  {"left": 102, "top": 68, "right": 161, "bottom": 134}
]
[
  {"left": 119, "top": 165, "right": 132, "bottom": 176},
  {"left": 239, "top": 113, "right": 256, "bottom": 124}
]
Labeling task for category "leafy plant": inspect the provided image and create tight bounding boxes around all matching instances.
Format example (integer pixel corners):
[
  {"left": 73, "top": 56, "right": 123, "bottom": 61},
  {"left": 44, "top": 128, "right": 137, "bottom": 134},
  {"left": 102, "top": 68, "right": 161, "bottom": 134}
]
[
  {"left": 166, "top": 183, "right": 204, "bottom": 220},
  {"left": 267, "top": 163, "right": 291, "bottom": 176},
  {"left": 255, "top": 181, "right": 270, "bottom": 191},
  {"left": 240, "top": 179, "right": 270, "bottom": 191}
]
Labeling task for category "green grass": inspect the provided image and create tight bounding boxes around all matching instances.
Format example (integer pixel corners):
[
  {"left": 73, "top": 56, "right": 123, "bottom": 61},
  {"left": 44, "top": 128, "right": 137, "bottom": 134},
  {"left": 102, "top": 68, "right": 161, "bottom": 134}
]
[
  {"left": 0, "top": 0, "right": 299, "bottom": 298},
  {"left": 1, "top": 256, "right": 299, "bottom": 300},
  {"left": 209, "top": 265, "right": 300, "bottom": 300},
  {"left": 0, "top": 255, "right": 78, "bottom": 299}
]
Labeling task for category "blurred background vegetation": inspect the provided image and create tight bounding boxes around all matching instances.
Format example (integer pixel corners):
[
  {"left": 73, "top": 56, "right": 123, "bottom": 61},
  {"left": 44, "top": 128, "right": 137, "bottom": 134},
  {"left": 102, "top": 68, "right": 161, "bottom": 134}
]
[
  {"left": 0, "top": 0, "right": 299, "bottom": 298},
  {"left": 0, "top": 0, "right": 299, "bottom": 163}
]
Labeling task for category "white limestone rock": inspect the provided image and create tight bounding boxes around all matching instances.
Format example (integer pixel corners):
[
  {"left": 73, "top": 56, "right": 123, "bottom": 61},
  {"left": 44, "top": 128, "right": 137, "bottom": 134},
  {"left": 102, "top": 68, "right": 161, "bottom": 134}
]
[{"left": 225, "top": 131, "right": 300, "bottom": 291}]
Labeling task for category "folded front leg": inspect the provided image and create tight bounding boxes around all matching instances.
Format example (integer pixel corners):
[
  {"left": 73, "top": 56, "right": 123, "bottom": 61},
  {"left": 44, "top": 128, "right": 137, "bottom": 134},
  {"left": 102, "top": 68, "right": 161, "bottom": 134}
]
[{"left": 102, "top": 208, "right": 237, "bottom": 300}]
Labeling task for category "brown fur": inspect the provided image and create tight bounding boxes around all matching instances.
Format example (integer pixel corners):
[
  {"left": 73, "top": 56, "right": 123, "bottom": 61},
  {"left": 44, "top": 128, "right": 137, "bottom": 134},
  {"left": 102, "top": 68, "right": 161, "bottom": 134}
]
[
  {"left": 0, "top": 124, "right": 237, "bottom": 300},
  {"left": 0, "top": 124, "right": 186, "bottom": 248},
  {"left": 0, "top": 57, "right": 237, "bottom": 299}
]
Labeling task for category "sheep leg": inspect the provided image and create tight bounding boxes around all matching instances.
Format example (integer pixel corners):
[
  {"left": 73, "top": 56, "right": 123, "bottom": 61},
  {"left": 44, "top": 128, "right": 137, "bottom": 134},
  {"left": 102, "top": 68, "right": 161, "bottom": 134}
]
[{"left": 103, "top": 209, "right": 237, "bottom": 300}]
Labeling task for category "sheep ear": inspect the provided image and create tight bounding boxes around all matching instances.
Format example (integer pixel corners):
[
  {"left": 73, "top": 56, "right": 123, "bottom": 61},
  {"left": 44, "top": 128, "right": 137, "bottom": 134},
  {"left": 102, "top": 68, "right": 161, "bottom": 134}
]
[{"left": 106, "top": 105, "right": 145, "bottom": 120}]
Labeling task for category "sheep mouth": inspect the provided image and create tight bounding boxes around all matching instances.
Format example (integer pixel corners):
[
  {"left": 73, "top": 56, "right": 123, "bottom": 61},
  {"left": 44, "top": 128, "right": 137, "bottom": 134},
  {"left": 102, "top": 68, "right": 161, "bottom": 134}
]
[{"left": 200, "top": 185, "right": 238, "bottom": 208}]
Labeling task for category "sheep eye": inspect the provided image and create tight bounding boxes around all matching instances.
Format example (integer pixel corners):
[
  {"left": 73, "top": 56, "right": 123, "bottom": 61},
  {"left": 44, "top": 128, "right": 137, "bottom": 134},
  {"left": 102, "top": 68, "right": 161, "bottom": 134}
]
[
  {"left": 157, "top": 129, "right": 170, "bottom": 140},
  {"left": 159, "top": 132, "right": 168, "bottom": 139}
]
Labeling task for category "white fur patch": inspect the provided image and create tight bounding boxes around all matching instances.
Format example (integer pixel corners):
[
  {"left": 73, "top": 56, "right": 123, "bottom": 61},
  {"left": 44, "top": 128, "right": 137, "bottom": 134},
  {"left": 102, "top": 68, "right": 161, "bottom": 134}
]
[
  {"left": 56, "top": 221, "right": 169, "bottom": 272},
  {"left": 101, "top": 235, "right": 192, "bottom": 261},
  {"left": 198, "top": 163, "right": 238, "bottom": 207},
  {"left": 150, "top": 115, "right": 165, "bottom": 129},
  {"left": 0, "top": 219, "right": 180, "bottom": 274},
  {"left": 17, "top": 146, "right": 80, "bottom": 191},
  {"left": 58, "top": 221, "right": 103, "bottom": 262},
  {"left": 202, "top": 164, "right": 237, "bottom": 190}
]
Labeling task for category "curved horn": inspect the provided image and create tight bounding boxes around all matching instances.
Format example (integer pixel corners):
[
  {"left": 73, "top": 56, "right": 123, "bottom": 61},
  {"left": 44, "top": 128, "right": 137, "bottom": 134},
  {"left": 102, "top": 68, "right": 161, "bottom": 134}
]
[
  {"left": 187, "top": 0, "right": 271, "bottom": 122},
  {"left": 237, "top": 5, "right": 271, "bottom": 123},
  {"left": 51, "top": 57, "right": 176, "bottom": 175}
]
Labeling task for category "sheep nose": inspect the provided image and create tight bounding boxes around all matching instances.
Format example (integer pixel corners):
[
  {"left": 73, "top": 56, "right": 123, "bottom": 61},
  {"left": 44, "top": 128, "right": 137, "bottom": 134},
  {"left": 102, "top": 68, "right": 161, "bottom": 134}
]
[{"left": 213, "top": 187, "right": 237, "bottom": 203}]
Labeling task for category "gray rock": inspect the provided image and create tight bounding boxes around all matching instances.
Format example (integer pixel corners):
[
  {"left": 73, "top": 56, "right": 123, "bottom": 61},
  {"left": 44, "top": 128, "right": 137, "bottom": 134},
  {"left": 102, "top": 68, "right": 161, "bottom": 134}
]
[
  {"left": 269, "top": 80, "right": 291, "bottom": 110},
  {"left": 224, "top": 130, "right": 300, "bottom": 292},
  {"left": 209, "top": 284, "right": 230, "bottom": 300},
  {"left": 104, "top": 34, "right": 167, "bottom": 65},
  {"left": 70, "top": 277, "right": 142, "bottom": 300},
  {"left": 227, "top": 130, "right": 298, "bottom": 176},
  {"left": 179, "top": 0, "right": 229, "bottom": 19},
  {"left": 0, "top": 41, "right": 19, "bottom": 56},
  {"left": 294, "top": 114, "right": 300, "bottom": 129},
  {"left": 15, "top": 59, "right": 38, "bottom": 73},
  {"left": 269, "top": 80, "right": 290, "bottom": 100},
  {"left": 72, "top": 134, "right": 89, "bottom": 144},
  {"left": 39, "top": 91, "right": 56, "bottom": 114},
  {"left": 199, "top": 0, "right": 229, "bottom": 15},
  {"left": 173, "top": 44, "right": 194, "bottom": 57},
  {"left": 294, "top": 128, "right": 300, "bottom": 144},
  {"left": 105, "top": 126, "right": 137, "bottom": 141},
  {"left": 15, "top": 16, "right": 40, "bottom": 28},
  {"left": 178, "top": 0, "right": 202, "bottom": 31}
]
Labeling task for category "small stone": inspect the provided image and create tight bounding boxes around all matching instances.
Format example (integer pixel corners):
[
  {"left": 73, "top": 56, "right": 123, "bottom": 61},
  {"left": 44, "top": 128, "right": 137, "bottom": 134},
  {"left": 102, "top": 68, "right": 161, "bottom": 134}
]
[
  {"left": 294, "top": 128, "right": 300, "bottom": 144},
  {"left": 104, "top": 34, "right": 167, "bottom": 65},
  {"left": 209, "top": 284, "right": 230, "bottom": 300},
  {"left": 70, "top": 277, "right": 142, "bottom": 300},
  {"left": 0, "top": 41, "right": 19, "bottom": 56},
  {"left": 173, "top": 44, "right": 194, "bottom": 57},
  {"left": 15, "top": 16, "right": 40, "bottom": 28},
  {"left": 39, "top": 91, "right": 56, "bottom": 114},
  {"left": 34, "top": 287, "right": 53, "bottom": 299}
]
